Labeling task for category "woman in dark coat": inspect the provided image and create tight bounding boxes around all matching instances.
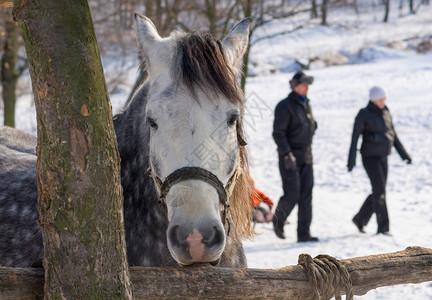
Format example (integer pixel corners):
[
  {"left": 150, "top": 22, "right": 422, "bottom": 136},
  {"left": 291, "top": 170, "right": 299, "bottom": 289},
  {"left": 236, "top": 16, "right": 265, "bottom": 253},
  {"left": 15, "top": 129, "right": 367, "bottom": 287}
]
[{"left": 347, "top": 86, "right": 412, "bottom": 235}]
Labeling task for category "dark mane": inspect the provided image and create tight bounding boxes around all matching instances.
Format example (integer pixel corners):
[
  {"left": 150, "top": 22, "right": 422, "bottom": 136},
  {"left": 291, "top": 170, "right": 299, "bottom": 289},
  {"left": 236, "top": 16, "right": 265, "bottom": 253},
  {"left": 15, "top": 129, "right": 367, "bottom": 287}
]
[{"left": 173, "top": 32, "right": 244, "bottom": 104}]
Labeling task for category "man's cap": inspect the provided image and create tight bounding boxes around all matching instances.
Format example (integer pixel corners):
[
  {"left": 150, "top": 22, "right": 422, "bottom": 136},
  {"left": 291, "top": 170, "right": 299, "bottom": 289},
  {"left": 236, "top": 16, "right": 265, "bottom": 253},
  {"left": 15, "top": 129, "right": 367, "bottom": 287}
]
[
  {"left": 369, "top": 86, "right": 387, "bottom": 101},
  {"left": 289, "top": 71, "right": 314, "bottom": 89}
]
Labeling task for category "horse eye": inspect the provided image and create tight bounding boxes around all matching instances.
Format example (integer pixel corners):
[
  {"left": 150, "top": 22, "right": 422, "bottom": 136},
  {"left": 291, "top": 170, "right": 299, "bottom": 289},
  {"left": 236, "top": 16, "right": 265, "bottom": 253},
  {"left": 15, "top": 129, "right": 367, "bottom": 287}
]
[
  {"left": 147, "top": 117, "right": 158, "bottom": 129},
  {"left": 227, "top": 114, "right": 239, "bottom": 126}
]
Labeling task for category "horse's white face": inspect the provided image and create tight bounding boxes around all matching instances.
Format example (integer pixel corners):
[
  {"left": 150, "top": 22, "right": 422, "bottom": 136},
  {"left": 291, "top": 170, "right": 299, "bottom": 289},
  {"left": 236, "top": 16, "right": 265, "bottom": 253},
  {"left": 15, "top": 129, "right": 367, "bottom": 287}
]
[
  {"left": 146, "top": 87, "right": 240, "bottom": 186},
  {"left": 135, "top": 15, "right": 250, "bottom": 265}
]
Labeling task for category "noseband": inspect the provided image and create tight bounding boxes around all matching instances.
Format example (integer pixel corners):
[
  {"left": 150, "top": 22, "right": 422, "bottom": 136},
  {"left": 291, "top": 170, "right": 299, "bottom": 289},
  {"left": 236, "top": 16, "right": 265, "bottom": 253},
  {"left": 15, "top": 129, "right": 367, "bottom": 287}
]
[{"left": 151, "top": 167, "right": 239, "bottom": 225}]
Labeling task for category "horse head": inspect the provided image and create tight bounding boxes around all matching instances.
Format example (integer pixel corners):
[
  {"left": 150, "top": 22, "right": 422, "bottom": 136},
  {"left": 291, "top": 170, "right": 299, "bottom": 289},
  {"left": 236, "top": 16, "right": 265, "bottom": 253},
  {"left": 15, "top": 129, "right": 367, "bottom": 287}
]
[{"left": 134, "top": 14, "right": 253, "bottom": 266}]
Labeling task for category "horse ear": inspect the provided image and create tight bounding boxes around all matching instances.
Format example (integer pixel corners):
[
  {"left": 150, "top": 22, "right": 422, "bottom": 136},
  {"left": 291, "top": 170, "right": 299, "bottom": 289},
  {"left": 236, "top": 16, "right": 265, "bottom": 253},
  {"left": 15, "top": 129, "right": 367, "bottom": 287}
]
[
  {"left": 134, "top": 14, "right": 161, "bottom": 50},
  {"left": 134, "top": 14, "right": 165, "bottom": 75},
  {"left": 222, "top": 18, "right": 251, "bottom": 69}
]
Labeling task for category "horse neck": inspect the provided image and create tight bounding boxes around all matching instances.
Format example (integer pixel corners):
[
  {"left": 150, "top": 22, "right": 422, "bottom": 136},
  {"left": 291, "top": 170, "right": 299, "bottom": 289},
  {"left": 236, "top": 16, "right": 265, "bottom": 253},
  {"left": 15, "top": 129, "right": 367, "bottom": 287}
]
[
  {"left": 114, "top": 83, "right": 159, "bottom": 209},
  {"left": 113, "top": 83, "right": 175, "bottom": 266}
]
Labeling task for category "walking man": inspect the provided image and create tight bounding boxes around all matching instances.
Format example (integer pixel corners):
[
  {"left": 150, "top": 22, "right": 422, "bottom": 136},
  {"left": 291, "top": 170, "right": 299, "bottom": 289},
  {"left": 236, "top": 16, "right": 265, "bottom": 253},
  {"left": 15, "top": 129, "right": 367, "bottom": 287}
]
[{"left": 272, "top": 71, "right": 319, "bottom": 242}]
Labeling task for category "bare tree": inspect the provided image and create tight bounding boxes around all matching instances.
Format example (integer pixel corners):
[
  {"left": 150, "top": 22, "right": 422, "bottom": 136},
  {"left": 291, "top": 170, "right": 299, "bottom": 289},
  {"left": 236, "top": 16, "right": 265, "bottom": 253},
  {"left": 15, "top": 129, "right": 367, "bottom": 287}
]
[
  {"left": 409, "top": 0, "right": 414, "bottom": 12},
  {"left": 239, "top": 0, "right": 253, "bottom": 91},
  {"left": 236, "top": 0, "right": 308, "bottom": 90},
  {"left": 13, "top": 0, "right": 133, "bottom": 298},
  {"left": 321, "top": 0, "right": 328, "bottom": 25},
  {"left": 353, "top": 0, "right": 359, "bottom": 13},
  {"left": 384, "top": 0, "right": 391, "bottom": 22},
  {"left": 1, "top": 6, "right": 27, "bottom": 127},
  {"left": 311, "top": 0, "right": 318, "bottom": 18}
]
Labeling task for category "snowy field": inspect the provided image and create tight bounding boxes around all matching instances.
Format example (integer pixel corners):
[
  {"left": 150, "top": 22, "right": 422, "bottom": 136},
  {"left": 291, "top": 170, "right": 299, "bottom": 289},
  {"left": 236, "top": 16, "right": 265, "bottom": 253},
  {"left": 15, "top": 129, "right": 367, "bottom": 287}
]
[
  {"left": 244, "top": 53, "right": 432, "bottom": 299},
  {"left": 243, "top": 6, "right": 432, "bottom": 299},
  {"left": 2, "top": 4, "right": 432, "bottom": 299}
]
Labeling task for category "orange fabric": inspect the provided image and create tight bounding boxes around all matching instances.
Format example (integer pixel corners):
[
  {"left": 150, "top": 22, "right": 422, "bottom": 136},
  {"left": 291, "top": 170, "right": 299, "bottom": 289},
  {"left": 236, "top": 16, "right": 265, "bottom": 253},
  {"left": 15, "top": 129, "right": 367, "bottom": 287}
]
[{"left": 251, "top": 188, "right": 274, "bottom": 208}]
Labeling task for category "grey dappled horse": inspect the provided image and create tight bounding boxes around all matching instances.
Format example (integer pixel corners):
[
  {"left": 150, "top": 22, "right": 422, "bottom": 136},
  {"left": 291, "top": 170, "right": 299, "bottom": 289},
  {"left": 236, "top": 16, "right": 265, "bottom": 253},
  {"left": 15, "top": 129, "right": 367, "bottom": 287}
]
[{"left": 0, "top": 15, "right": 253, "bottom": 268}]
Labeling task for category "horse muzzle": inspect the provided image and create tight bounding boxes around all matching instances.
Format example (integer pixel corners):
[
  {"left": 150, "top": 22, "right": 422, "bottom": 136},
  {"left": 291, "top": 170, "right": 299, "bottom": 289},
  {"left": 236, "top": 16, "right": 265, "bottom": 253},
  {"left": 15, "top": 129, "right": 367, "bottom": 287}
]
[
  {"left": 167, "top": 219, "right": 226, "bottom": 265},
  {"left": 151, "top": 166, "right": 238, "bottom": 265}
]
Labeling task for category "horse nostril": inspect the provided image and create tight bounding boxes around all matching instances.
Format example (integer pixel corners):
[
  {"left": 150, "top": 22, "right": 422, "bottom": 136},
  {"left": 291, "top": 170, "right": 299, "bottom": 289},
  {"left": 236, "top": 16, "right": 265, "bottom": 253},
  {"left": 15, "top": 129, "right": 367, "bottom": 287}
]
[
  {"left": 207, "top": 226, "right": 224, "bottom": 247},
  {"left": 168, "top": 225, "right": 181, "bottom": 246}
]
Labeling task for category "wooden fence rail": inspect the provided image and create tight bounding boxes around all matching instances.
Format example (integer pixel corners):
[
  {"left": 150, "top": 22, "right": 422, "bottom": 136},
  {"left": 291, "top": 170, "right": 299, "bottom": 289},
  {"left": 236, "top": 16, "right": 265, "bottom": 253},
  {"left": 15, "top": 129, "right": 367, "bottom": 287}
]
[{"left": 1, "top": 246, "right": 431, "bottom": 299}]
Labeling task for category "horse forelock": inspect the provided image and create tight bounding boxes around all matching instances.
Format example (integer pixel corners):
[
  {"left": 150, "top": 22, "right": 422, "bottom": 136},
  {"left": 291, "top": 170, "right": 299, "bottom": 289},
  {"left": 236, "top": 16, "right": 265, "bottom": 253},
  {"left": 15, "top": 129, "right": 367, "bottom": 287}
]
[{"left": 172, "top": 32, "right": 244, "bottom": 106}]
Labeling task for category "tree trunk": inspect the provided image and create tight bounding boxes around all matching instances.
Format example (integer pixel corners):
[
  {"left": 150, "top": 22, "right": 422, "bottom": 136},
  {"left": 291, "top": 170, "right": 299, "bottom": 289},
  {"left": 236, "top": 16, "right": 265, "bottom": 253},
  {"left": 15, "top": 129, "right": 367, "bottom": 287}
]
[
  {"left": 353, "top": 0, "right": 359, "bottom": 14},
  {"left": 12, "top": 0, "right": 132, "bottom": 299},
  {"left": 1, "top": 247, "right": 432, "bottom": 299},
  {"left": 154, "top": 0, "right": 163, "bottom": 34},
  {"left": 311, "top": 0, "right": 318, "bottom": 18},
  {"left": 240, "top": 42, "right": 250, "bottom": 93},
  {"left": 321, "top": 0, "right": 328, "bottom": 25},
  {"left": 144, "top": 0, "right": 153, "bottom": 19},
  {"left": 240, "top": 0, "right": 253, "bottom": 93},
  {"left": 204, "top": 0, "right": 218, "bottom": 34},
  {"left": 1, "top": 8, "right": 19, "bottom": 127},
  {"left": 409, "top": 0, "right": 414, "bottom": 12},
  {"left": 384, "top": 0, "right": 391, "bottom": 22}
]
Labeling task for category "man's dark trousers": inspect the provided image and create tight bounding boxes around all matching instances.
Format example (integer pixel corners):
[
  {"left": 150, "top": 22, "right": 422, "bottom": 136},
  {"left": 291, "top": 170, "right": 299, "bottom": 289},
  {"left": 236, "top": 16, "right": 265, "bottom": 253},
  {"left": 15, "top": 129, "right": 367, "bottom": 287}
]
[
  {"left": 274, "top": 152, "right": 313, "bottom": 239},
  {"left": 353, "top": 156, "right": 389, "bottom": 233}
]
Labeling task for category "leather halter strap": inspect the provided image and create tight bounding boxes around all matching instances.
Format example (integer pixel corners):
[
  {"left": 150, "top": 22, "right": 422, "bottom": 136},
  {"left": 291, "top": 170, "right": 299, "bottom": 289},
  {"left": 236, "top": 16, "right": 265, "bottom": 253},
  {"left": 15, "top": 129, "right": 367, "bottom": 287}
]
[{"left": 151, "top": 167, "right": 239, "bottom": 225}]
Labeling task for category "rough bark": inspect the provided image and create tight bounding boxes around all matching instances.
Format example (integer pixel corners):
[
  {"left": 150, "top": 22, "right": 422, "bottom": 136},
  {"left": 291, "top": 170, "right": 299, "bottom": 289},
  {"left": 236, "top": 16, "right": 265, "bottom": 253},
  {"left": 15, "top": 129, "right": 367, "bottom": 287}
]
[
  {"left": 1, "top": 8, "right": 19, "bottom": 127},
  {"left": 1, "top": 247, "right": 431, "bottom": 299},
  {"left": 12, "top": 0, "right": 132, "bottom": 299}
]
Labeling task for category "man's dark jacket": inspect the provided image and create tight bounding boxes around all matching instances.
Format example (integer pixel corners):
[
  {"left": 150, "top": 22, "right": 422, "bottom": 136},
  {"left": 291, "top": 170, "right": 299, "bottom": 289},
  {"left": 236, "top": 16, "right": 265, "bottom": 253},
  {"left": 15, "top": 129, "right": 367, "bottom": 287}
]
[
  {"left": 348, "top": 101, "right": 410, "bottom": 168},
  {"left": 273, "top": 91, "right": 317, "bottom": 156}
]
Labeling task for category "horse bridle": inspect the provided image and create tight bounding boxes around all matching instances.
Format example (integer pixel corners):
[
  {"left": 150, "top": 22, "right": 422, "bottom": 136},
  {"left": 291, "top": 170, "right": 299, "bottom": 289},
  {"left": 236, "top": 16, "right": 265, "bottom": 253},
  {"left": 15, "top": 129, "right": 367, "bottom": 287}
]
[
  {"left": 151, "top": 166, "right": 239, "bottom": 226},
  {"left": 150, "top": 125, "right": 247, "bottom": 226}
]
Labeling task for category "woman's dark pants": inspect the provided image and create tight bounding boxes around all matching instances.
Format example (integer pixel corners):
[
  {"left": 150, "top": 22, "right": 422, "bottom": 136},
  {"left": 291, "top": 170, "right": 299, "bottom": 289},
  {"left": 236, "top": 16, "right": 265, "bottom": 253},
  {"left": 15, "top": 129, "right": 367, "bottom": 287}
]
[{"left": 353, "top": 155, "right": 389, "bottom": 233}]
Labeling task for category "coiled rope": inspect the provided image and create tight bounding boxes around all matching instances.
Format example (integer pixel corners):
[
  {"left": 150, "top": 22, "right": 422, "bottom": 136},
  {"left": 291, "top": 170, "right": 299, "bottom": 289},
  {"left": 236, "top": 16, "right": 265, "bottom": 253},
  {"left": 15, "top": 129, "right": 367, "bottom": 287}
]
[{"left": 298, "top": 254, "right": 353, "bottom": 300}]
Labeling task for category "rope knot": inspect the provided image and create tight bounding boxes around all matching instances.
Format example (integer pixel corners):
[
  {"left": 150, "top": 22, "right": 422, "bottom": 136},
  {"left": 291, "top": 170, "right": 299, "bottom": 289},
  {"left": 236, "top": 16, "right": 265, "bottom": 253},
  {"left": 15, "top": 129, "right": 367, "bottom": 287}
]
[{"left": 298, "top": 253, "right": 353, "bottom": 300}]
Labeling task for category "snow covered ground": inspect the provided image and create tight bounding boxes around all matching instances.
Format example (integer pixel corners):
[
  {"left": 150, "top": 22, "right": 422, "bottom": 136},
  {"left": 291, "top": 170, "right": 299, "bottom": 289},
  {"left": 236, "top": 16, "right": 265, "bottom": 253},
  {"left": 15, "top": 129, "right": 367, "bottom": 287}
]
[
  {"left": 244, "top": 52, "right": 432, "bottom": 300},
  {"left": 243, "top": 6, "right": 432, "bottom": 299},
  {"left": 2, "top": 3, "right": 432, "bottom": 299}
]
